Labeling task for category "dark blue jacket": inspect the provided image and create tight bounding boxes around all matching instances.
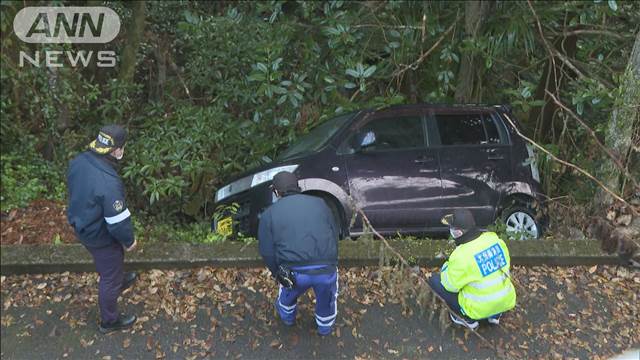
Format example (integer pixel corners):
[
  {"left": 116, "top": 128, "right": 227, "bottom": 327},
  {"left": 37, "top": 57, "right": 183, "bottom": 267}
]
[
  {"left": 258, "top": 193, "right": 338, "bottom": 275},
  {"left": 67, "top": 151, "right": 134, "bottom": 249}
]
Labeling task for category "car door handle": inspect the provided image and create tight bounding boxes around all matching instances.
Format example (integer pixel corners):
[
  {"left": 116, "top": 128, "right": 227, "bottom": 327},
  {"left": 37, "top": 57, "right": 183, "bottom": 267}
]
[
  {"left": 414, "top": 156, "right": 435, "bottom": 164},
  {"left": 488, "top": 154, "right": 505, "bottom": 160}
]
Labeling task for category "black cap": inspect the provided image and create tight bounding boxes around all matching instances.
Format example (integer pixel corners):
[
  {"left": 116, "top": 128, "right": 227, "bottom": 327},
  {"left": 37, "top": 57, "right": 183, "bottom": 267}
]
[
  {"left": 272, "top": 171, "right": 300, "bottom": 193},
  {"left": 88, "top": 125, "right": 127, "bottom": 155},
  {"left": 441, "top": 209, "right": 476, "bottom": 230}
]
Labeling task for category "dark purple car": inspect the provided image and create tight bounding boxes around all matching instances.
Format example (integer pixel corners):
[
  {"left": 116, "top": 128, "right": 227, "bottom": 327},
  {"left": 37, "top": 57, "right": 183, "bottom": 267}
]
[{"left": 213, "top": 104, "right": 545, "bottom": 240}]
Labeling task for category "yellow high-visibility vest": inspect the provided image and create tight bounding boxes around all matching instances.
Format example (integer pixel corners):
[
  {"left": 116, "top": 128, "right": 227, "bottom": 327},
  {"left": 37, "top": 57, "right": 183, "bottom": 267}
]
[{"left": 440, "top": 232, "right": 516, "bottom": 320}]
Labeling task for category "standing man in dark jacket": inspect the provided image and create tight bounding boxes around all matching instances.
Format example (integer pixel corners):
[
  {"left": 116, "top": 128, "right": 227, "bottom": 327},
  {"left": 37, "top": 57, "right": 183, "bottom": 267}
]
[
  {"left": 258, "top": 171, "right": 339, "bottom": 336},
  {"left": 67, "top": 125, "right": 138, "bottom": 334}
]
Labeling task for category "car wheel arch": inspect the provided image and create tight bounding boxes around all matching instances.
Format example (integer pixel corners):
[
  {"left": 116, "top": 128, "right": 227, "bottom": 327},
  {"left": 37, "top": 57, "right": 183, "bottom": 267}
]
[{"left": 299, "top": 178, "right": 351, "bottom": 238}]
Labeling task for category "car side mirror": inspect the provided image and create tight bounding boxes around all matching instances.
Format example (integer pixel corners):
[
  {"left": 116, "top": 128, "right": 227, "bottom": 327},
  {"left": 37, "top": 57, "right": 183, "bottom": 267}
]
[{"left": 352, "top": 130, "right": 376, "bottom": 152}]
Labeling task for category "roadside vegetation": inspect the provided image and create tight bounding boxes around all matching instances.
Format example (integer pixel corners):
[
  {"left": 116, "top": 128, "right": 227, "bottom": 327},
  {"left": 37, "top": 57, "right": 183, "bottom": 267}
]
[{"left": 1, "top": 1, "right": 638, "bottom": 244}]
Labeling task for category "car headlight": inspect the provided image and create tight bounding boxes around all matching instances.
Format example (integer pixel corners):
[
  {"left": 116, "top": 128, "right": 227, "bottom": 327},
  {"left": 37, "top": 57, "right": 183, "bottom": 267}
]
[
  {"left": 250, "top": 165, "right": 299, "bottom": 187},
  {"left": 215, "top": 165, "right": 299, "bottom": 203}
]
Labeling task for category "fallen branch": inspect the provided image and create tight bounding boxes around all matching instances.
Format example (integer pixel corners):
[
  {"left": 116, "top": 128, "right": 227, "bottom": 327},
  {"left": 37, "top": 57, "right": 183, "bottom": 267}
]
[
  {"left": 545, "top": 90, "right": 639, "bottom": 190},
  {"left": 501, "top": 113, "right": 638, "bottom": 217},
  {"left": 356, "top": 209, "right": 500, "bottom": 354}
]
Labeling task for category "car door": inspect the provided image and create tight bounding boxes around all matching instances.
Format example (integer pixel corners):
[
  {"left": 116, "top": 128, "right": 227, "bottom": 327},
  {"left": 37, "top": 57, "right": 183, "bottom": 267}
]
[
  {"left": 341, "top": 109, "right": 443, "bottom": 233},
  {"left": 430, "top": 110, "right": 512, "bottom": 227}
]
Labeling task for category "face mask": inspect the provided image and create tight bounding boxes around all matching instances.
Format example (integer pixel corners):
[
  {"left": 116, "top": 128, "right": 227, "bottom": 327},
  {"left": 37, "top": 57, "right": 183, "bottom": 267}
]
[
  {"left": 112, "top": 148, "right": 124, "bottom": 160},
  {"left": 450, "top": 228, "right": 464, "bottom": 239}
]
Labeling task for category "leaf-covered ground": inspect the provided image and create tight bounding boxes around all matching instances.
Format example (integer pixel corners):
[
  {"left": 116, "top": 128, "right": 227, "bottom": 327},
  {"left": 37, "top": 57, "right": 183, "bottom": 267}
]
[
  {"left": 0, "top": 200, "right": 75, "bottom": 245},
  {"left": 1, "top": 265, "right": 638, "bottom": 359}
]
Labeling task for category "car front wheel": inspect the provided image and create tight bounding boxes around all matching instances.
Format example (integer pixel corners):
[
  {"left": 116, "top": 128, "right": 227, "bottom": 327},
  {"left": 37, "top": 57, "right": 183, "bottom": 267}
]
[{"left": 502, "top": 205, "right": 542, "bottom": 240}]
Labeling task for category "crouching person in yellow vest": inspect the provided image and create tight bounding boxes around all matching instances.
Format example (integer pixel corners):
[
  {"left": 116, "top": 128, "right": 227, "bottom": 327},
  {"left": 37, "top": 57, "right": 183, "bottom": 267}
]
[{"left": 428, "top": 209, "right": 516, "bottom": 330}]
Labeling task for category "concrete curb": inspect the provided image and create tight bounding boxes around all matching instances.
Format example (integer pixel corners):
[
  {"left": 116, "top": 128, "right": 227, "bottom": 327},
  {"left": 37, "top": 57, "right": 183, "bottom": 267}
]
[{"left": 0, "top": 239, "right": 622, "bottom": 275}]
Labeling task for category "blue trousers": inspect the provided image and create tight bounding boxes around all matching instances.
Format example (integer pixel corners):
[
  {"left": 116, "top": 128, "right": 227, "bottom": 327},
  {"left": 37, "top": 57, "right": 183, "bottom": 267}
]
[
  {"left": 275, "top": 266, "right": 338, "bottom": 335},
  {"left": 86, "top": 242, "right": 124, "bottom": 324}
]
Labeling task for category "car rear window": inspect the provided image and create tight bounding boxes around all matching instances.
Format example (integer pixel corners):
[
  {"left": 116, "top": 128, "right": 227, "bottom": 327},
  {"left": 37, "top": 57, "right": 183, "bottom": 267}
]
[{"left": 435, "top": 113, "right": 501, "bottom": 145}]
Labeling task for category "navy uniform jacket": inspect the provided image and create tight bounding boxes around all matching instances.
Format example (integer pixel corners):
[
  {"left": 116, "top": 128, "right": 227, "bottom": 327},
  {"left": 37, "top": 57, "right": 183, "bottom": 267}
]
[
  {"left": 67, "top": 151, "right": 134, "bottom": 248},
  {"left": 258, "top": 193, "right": 338, "bottom": 275}
]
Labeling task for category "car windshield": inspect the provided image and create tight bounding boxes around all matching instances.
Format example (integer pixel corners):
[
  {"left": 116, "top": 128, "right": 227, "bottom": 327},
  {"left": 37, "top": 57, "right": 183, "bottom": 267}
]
[{"left": 278, "top": 112, "right": 356, "bottom": 159}]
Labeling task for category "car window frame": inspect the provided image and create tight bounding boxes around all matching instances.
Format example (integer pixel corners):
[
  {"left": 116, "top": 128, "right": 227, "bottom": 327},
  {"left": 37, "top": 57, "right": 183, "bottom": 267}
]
[
  {"left": 427, "top": 109, "right": 511, "bottom": 148},
  {"left": 337, "top": 110, "right": 428, "bottom": 154}
]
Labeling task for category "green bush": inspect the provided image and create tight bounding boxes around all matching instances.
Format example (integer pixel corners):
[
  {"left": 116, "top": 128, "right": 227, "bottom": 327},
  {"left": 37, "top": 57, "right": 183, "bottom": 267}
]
[
  {"left": 1, "top": 139, "right": 66, "bottom": 211},
  {"left": 122, "top": 104, "right": 267, "bottom": 218}
]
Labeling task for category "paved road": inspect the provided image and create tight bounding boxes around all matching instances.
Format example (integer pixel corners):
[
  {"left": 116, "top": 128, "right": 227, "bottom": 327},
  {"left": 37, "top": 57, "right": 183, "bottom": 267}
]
[{"left": 2, "top": 266, "right": 638, "bottom": 359}]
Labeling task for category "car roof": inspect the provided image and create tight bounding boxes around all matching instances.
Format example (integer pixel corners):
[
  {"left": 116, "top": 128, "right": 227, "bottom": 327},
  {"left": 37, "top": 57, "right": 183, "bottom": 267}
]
[{"left": 366, "top": 103, "right": 511, "bottom": 113}]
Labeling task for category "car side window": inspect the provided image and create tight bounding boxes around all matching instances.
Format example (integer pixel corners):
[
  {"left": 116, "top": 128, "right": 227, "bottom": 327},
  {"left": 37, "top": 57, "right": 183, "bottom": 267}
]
[
  {"left": 355, "top": 116, "right": 424, "bottom": 151},
  {"left": 436, "top": 113, "right": 485, "bottom": 145},
  {"left": 484, "top": 116, "right": 502, "bottom": 144},
  {"left": 435, "top": 113, "right": 503, "bottom": 145}
]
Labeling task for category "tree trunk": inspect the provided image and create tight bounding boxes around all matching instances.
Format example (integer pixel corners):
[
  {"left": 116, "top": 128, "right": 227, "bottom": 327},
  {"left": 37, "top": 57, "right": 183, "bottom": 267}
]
[
  {"left": 150, "top": 34, "right": 168, "bottom": 102},
  {"left": 528, "top": 35, "right": 578, "bottom": 142},
  {"left": 594, "top": 31, "right": 640, "bottom": 209},
  {"left": 454, "top": 1, "right": 490, "bottom": 103},
  {"left": 118, "top": 1, "right": 146, "bottom": 84}
]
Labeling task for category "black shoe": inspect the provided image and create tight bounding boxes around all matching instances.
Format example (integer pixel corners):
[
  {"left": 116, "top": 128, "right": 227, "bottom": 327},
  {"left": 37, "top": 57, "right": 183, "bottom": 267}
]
[
  {"left": 99, "top": 314, "right": 137, "bottom": 334},
  {"left": 449, "top": 312, "right": 479, "bottom": 330},
  {"left": 121, "top": 272, "right": 137, "bottom": 291}
]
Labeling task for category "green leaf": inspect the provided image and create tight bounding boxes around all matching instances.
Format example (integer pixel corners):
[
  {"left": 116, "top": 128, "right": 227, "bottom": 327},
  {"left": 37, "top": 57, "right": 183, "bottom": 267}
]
[
  {"left": 272, "top": 86, "right": 288, "bottom": 95},
  {"left": 345, "top": 69, "right": 359, "bottom": 78},
  {"left": 247, "top": 73, "right": 266, "bottom": 82},
  {"left": 608, "top": 0, "right": 618, "bottom": 11},
  {"left": 256, "top": 63, "right": 268, "bottom": 73},
  {"left": 344, "top": 82, "right": 357, "bottom": 89},
  {"left": 362, "top": 65, "right": 377, "bottom": 78}
]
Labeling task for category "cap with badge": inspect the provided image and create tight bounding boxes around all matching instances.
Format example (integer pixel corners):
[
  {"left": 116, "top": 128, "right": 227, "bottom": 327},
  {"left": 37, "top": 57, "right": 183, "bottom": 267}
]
[
  {"left": 89, "top": 125, "right": 127, "bottom": 155},
  {"left": 271, "top": 171, "right": 301, "bottom": 194},
  {"left": 441, "top": 209, "right": 476, "bottom": 230}
]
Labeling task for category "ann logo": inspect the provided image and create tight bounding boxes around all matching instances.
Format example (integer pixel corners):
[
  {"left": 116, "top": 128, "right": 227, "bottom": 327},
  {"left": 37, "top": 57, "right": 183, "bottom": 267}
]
[
  {"left": 13, "top": 7, "right": 120, "bottom": 44},
  {"left": 26, "top": 12, "right": 105, "bottom": 39}
]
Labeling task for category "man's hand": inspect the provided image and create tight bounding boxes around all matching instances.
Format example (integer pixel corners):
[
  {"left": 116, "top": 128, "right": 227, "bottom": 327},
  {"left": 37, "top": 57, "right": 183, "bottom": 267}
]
[{"left": 124, "top": 239, "right": 137, "bottom": 252}]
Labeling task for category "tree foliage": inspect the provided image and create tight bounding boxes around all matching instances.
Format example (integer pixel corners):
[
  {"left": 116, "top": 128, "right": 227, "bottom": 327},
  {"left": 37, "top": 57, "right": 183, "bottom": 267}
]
[{"left": 1, "top": 0, "right": 638, "bottom": 220}]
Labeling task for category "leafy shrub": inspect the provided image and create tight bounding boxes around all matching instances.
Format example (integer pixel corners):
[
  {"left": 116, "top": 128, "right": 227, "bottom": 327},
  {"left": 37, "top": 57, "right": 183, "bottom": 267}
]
[
  {"left": 1, "top": 139, "right": 66, "bottom": 211},
  {"left": 122, "top": 104, "right": 270, "bottom": 218}
]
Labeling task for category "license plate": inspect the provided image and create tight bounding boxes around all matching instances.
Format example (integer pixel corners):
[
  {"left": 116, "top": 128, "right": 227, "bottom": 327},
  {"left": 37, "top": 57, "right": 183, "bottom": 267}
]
[{"left": 216, "top": 217, "right": 233, "bottom": 236}]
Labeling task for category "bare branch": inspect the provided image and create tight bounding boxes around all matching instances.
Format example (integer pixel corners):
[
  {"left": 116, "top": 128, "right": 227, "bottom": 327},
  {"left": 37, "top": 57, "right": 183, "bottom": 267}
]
[
  {"left": 561, "top": 29, "right": 631, "bottom": 40},
  {"left": 545, "top": 90, "right": 639, "bottom": 189},
  {"left": 501, "top": 113, "right": 638, "bottom": 216},
  {"left": 527, "top": 0, "right": 559, "bottom": 97},
  {"left": 391, "top": 17, "right": 460, "bottom": 80}
]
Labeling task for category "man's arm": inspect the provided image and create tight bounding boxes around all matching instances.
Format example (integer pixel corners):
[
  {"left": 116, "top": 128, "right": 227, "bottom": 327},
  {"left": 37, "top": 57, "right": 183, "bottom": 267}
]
[
  {"left": 101, "top": 179, "right": 135, "bottom": 249},
  {"left": 440, "top": 250, "right": 473, "bottom": 293},
  {"left": 258, "top": 211, "right": 277, "bottom": 276}
]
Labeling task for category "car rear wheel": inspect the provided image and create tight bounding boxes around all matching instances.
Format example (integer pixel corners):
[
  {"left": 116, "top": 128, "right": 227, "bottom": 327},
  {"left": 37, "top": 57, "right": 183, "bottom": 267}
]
[{"left": 502, "top": 205, "right": 541, "bottom": 240}]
